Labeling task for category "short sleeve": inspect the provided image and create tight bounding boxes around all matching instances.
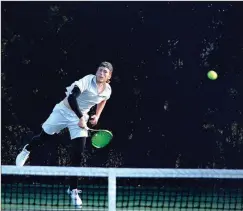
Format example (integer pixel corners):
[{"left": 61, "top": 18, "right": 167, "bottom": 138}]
[
  {"left": 65, "top": 74, "right": 94, "bottom": 96},
  {"left": 74, "top": 75, "right": 93, "bottom": 92},
  {"left": 104, "top": 83, "right": 112, "bottom": 100}
]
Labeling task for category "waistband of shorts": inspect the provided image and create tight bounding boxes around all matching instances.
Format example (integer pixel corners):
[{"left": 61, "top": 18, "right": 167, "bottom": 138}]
[
  {"left": 60, "top": 100, "right": 89, "bottom": 119},
  {"left": 59, "top": 100, "right": 73, "bottom": 113}
]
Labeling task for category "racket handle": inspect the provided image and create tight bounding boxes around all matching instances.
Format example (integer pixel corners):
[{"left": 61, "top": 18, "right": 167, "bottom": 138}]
[
  {"left": 87, "top": 128, "right": 101, "bottom": 132},
  {"left": 84, "top": 127, "right": 104, "bottom": 132},
  {"left": 84, "top": 127, "right": 98, "bottom": 132}
]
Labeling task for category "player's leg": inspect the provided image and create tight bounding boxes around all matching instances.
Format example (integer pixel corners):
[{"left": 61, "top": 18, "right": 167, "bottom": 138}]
[
  {"left": 66, "top": 137, "right": 86, "bottom": 207},
  {"left": 15, "top": 130, "right": 54, "bottom": 166},
  {"left": 16, "top": 102, "right": 68, "bottom": 166},
  {"left": 69, "top": 137, "right": 86, "bottom": 189},
  {"left": 26, "top": 130, "right": 53, "bottom": 151},
  {"left": 66, "top": 120, "right": 89, "bottom": 207}
]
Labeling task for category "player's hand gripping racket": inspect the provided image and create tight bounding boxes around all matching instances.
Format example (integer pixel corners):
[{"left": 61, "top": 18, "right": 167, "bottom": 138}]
[{"left": 85, "top": 127, "right": 113, "bottom": 148}]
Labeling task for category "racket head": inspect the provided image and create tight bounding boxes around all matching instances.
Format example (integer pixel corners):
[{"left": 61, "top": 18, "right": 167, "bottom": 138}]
[{"left": 91, "top": 130, "right": 113, "bottom": 148}]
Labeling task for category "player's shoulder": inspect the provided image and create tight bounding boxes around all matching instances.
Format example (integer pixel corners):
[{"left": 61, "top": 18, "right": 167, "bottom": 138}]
[
  {"left": 106, "top": 83, "right": 112, "bottom": 91},
  {"left": 105, "top": 83, "right": 112, "bottom": 96}
]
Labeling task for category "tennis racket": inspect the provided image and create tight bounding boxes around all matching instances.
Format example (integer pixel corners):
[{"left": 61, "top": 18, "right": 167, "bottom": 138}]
[{"left": 86, "top": 127, "right": 113, "bottom": 148}]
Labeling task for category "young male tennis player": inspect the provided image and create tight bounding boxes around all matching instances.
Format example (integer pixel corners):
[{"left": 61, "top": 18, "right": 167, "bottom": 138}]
[{"left": 16, "top": 61, "right": 113, "bottom": 207}]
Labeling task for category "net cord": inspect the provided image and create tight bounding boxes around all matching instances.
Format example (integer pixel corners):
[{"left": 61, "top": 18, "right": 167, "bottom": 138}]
[{"left": 2, "top": 166, "right": 243, "bottom": 178}]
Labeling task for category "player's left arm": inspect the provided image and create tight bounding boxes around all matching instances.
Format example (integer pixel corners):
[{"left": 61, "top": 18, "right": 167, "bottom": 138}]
[
  {"left": 90, "top": 100, "right": 107, "bottom": 126},
  {"left": 96, "top": 100, "right": 107, "bottom": 118}
]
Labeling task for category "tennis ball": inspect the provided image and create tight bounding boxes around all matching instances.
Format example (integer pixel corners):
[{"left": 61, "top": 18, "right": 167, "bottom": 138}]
[{"left": 207, "top": 70, "right": 218, "bottom": 80}]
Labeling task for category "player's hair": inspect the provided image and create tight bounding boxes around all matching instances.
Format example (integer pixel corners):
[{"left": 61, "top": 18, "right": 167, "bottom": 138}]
[
  {"left": 99, "top": 61, "right": 113, "bottom": 83},
  {"left": 99, "top": 61, "right": 113, "bottom": 72}
]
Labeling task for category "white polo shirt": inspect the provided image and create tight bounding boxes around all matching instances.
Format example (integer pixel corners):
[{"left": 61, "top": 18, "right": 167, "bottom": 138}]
[{"left": 65, "top": 74, "right": 111, "bottom": 114}]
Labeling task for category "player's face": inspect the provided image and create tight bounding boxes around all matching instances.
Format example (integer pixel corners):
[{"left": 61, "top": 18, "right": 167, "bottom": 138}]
[{"left": 96, "top": 67, "right": 112, "bottom": 83}]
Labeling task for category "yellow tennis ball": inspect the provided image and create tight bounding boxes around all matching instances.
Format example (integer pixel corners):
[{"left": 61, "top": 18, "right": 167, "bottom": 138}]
[{"left": 207, "top": 70, "right": 218, "bottom": 80}]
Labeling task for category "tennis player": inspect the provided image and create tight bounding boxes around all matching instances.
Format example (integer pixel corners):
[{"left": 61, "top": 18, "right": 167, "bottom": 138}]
[{"left": 16, "top": 61, "right": 113, "bottom": 207}]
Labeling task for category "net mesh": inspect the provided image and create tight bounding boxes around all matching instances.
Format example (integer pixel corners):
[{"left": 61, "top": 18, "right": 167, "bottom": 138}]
[
  {"left": 2, "top": 175, "right": 108, "bottom": 210},
  {"left": 116, "top": 178, "right": 242, "bottom": 210},
  {"left": 2, "top": 166, "right": 243, "bottom": 211}
]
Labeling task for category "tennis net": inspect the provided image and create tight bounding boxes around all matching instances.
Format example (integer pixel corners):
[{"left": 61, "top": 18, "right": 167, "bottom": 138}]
[{"left": 2, "top": 165, "right": 243, "bottom": 211}]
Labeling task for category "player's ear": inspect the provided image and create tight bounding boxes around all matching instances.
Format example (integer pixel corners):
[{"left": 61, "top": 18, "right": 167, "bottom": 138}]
[{"left": 108, "top": 71, "right": 112, "bottom": 79}]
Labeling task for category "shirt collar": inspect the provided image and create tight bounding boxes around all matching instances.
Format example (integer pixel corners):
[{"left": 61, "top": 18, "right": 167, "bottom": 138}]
[{"left": 92, "top": 75, "right": 110, "bottom": 95}]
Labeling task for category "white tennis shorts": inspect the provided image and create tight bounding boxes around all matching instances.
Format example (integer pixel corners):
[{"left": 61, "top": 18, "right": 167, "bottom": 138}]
[{"left": 42, "top": 101, "right": 89, "bottom": 139}]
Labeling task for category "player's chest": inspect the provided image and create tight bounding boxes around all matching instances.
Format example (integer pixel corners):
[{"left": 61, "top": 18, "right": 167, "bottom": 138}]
[{"left": 80, "top": 89, "right": 106, "bottom": 103}]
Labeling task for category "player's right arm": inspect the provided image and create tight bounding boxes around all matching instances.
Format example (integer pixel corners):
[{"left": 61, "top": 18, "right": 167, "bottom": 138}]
[
  {"left": 68, "top": 86, "right": 83, "bottom": 119},
  {"left": 68, "top": 86, "right": 87, "bottom": 129},
  {"left": 66, "top": 75, "right": 93, "bottom": 128}
]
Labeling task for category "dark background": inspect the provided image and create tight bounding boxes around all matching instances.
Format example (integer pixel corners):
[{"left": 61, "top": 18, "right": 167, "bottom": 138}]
[{"left": 2, "top": 2, "right": 243, "bottom": 169}]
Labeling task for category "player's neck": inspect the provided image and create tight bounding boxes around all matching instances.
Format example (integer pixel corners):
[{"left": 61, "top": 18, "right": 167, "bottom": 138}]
[
  {"left": 96, "top": 79, "right": 106, "bottom": 87},
  {"left": 96, "top": 81, "right": 106, "bottom": 94}
]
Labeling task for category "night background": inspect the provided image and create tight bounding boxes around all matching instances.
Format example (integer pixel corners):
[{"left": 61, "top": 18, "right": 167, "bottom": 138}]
[{"left": 2, "top": 1, "right": 243, "bottom": 169}]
